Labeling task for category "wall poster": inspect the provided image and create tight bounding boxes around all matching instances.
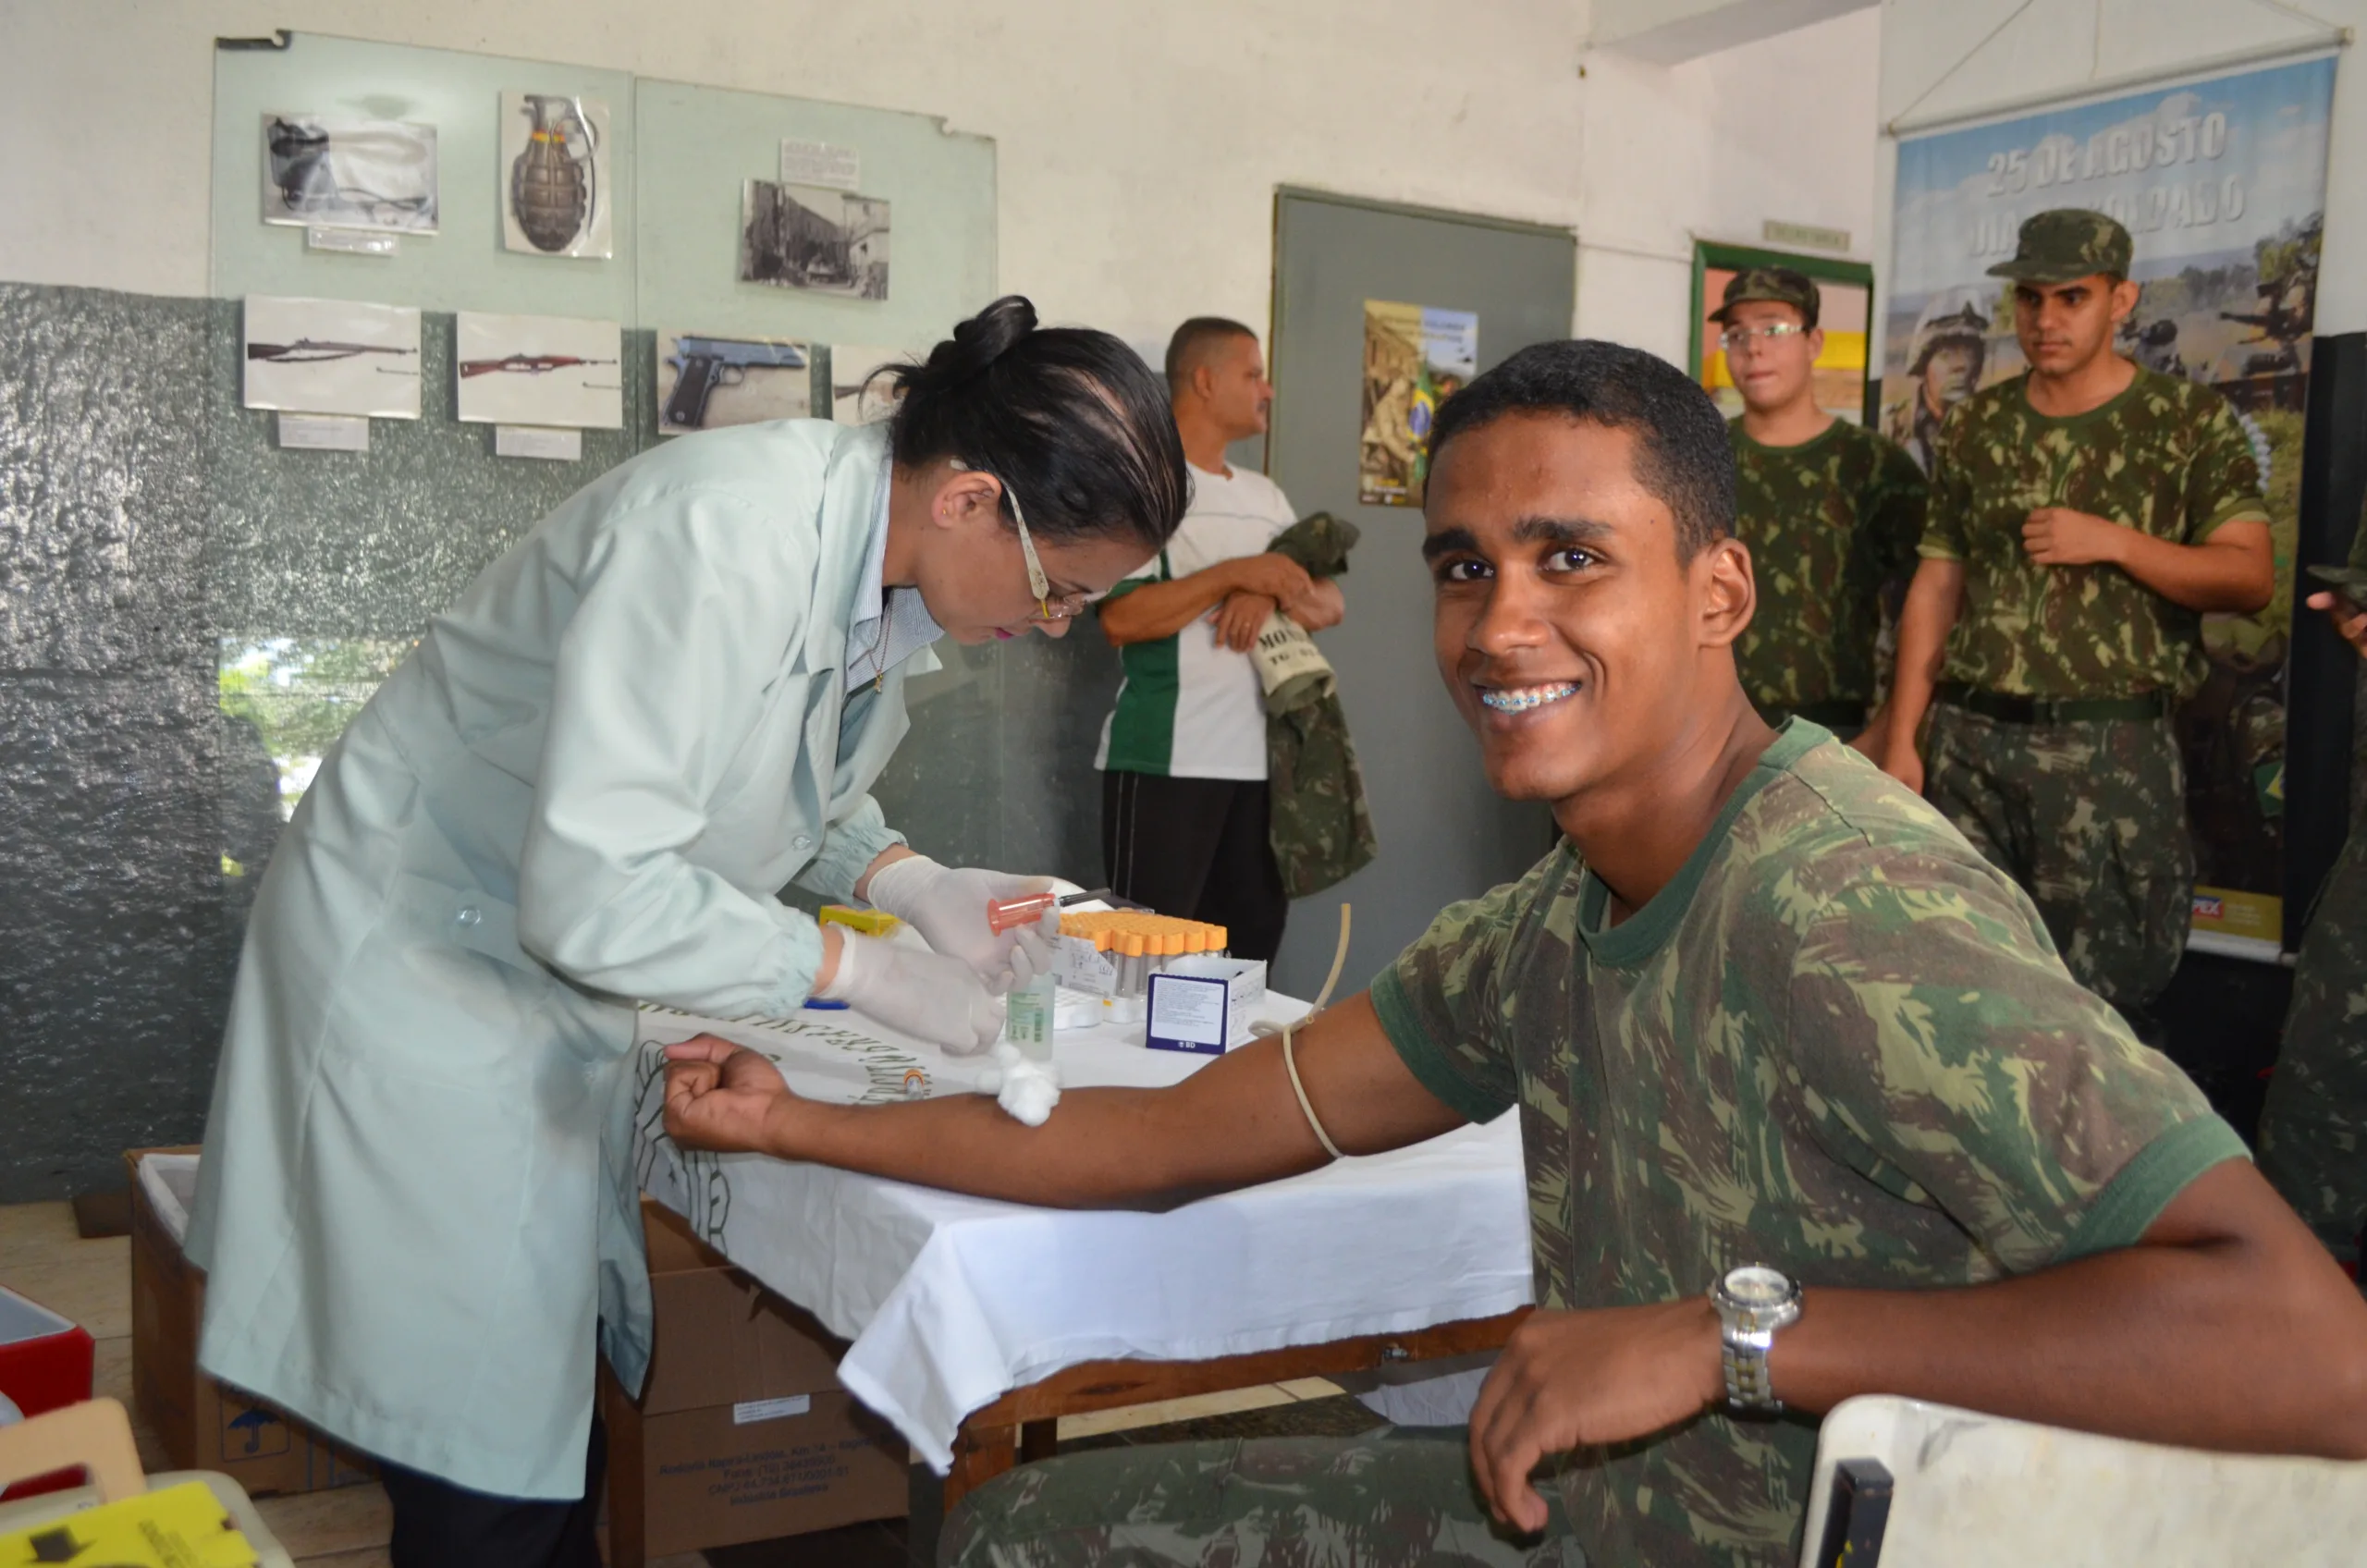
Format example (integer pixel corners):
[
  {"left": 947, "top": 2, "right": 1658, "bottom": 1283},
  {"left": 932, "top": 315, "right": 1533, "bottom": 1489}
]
[
  {"left": 455, "top": 312, "right": 622, "bottom": 429},
  {"left": 656, "top": 331, "right": 812, "bottom": 435},
  {"left": 1358, "top": 301, "right": 1477, "bottom": 507},
  {"left": 740, "top": 180, "right": 892, "bottom": 300},
  {"left": 241, "top": 295, "right": 423, "bottom": 419},
  {"left": 1885, "top": 54, "right": 2337, "bottom": 958},
  {"left": 500, "top": 92, "right": 613, "bottom": 259},
  {"left": 261, "top": 114, "right": 439, "bottom": 234}
]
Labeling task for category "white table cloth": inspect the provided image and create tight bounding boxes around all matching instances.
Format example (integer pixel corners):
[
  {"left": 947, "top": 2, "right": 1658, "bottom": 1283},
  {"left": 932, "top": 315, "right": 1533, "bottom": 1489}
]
[{"left": 625, "top": 997, "right": 1531, "bottom": 1473}]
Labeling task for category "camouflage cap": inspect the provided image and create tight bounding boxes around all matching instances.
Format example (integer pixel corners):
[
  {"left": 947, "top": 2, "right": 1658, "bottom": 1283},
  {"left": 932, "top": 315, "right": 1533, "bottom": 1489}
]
[
  {"left": 1985, "top": 209, "right": 2133, "bottom": 283},
  {"left": 1711, "top": 266, "right": 1821, "bottom": 327}
]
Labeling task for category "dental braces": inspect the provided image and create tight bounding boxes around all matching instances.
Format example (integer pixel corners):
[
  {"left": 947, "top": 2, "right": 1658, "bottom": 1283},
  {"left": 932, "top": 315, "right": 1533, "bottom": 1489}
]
[{"left": 1481, "top": 683, "right": 1577, "bottom": 712}]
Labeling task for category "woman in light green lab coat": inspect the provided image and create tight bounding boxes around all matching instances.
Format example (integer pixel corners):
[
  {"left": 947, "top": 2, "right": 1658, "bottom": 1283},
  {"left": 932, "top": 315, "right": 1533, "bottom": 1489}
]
[{"left": 183, "top": 298, "right": 1189, "bottom": 1567}]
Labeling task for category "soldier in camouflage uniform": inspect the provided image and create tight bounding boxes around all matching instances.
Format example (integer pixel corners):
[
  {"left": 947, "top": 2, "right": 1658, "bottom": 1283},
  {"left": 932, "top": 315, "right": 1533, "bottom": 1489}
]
[
  {"left": 661, "top": 341, "right": 2366, "bottom": 1568},
  {"left": 2257, "top": 509, "right": 2367, "bottom": 1270},
  {"left": 1870, "top": 210, "right": 2275, "bottom": 1020},
  {"left": 1714, "top": 266, "right": 1927, "bottom": 735}
]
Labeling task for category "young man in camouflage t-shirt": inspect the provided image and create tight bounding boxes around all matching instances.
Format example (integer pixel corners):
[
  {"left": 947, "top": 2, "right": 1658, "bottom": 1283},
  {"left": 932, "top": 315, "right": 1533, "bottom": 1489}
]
[
  {"left": 1872, "top": 210, "right": 2274, "bottom": 1018},
  {"left": 2259, "top": 500, "right": 2367, "bottom": 1270},
  {"left": 1715, "top": 265, "right": 1926, "bottom": 737},
  {"left": 661, "top": 343, "right": 2366, "bottom": 1568}
]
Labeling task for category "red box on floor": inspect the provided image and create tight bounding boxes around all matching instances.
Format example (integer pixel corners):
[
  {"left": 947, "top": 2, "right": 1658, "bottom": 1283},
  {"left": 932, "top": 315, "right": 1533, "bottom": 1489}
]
[{"left": 0, "top": 1282, "right": 96, "bottom": 1499}]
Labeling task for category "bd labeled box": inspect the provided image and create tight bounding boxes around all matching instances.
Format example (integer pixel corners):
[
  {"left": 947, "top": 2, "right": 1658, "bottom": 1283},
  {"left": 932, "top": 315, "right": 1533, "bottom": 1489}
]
[
  {"left": 599, "top": 1201, "right": 907, "bottom": 1567},
  {"left": 1146, "top": 957, "right": 1267, "bottom": 1055}
]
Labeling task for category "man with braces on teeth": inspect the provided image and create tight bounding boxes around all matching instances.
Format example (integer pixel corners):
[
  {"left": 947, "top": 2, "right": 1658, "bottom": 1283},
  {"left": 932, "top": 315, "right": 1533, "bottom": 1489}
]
[{"left": 662, "top": 339, "right": 2367, "bottom": 1568}]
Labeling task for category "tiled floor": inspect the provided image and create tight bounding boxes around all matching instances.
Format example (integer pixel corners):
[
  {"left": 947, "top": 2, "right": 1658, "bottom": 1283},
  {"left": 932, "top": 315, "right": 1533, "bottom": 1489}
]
[{"left": 2, "top": 1199, "right": 1359, "bottom": 1566}]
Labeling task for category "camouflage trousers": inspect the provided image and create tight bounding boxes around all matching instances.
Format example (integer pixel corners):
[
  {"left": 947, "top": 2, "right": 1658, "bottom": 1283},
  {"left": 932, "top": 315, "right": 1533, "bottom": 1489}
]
[
  {"left": 1923, "top": 704, "right": 2192, "bottom": 1014},
  {"left": 2257, "top": 819, "right": 2367, "bottom": 1268},
  {"left": 942, "top": 1432, "right": 1585, "bottom": 1568}
]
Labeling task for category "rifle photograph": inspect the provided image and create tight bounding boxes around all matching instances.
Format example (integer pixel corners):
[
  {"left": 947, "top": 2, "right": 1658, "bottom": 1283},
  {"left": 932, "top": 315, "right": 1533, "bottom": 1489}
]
[
  {"left": 241, "top": 295, "right": 424, "bottom": 420},
  {"left": 454, "top": 312, "right": 624, "bottom": 430}
]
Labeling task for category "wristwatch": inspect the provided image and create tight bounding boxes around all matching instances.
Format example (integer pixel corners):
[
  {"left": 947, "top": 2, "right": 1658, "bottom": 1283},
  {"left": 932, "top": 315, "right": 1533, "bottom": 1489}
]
[{"left": 1711, "top": 1264, "right": 1802, "bottom": 1414}]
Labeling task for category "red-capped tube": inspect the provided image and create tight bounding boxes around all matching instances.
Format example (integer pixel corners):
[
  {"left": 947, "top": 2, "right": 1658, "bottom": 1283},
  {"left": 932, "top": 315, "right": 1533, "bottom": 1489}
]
[{"left": 986, "top": 891, "right": 1061, "bottom": 934}]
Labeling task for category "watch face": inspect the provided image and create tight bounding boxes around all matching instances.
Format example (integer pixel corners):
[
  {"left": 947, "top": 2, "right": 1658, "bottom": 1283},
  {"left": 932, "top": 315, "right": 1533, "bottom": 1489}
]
[{"left": 1723, "top": 1266, "right": 1792, "bottom": 1306}]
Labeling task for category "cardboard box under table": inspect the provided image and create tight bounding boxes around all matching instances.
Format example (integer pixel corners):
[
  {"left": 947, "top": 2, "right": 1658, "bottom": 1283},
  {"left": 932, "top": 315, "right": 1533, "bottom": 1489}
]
[
  {"left": 601, "top": 1202, "right": 907, "bottom": 1566},
  {"left": 124, "top": 1148, "right": 374, "bottom": 1498}
]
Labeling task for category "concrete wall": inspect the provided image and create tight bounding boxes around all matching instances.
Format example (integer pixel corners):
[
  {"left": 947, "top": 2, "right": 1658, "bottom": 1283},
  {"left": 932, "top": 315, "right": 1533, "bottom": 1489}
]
[
  {"left": 1578, "top": 5, "right": 1886, "bottom": 365},
  {"left": 0, "top": 0, "right": 1596, "bottom": 350}
]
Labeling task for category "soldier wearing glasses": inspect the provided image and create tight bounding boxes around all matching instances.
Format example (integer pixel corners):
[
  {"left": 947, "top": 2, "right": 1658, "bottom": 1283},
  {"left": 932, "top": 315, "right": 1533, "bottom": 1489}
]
[
  {"left": 1715, "top": 266, "right": 1927, "bottom": 740},
  {"left": 1872, "top": 211, "right": 2274, "bottom": 1024}
]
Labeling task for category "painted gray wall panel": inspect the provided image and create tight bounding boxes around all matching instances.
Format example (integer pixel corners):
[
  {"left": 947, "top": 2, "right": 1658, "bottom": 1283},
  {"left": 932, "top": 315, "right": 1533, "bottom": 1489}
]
[
  {"left": 0, "top": 282, "right": 1127, "bottom": 1200},
  {"left": 1264, "top": 192, "right": 1574, "bottom": 998}
]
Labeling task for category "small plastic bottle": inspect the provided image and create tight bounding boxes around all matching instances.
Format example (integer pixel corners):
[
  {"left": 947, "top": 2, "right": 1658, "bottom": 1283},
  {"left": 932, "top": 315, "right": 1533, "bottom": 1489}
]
[{"left": 1004, "top": 971, "right": 1055, "bottom": 1063}]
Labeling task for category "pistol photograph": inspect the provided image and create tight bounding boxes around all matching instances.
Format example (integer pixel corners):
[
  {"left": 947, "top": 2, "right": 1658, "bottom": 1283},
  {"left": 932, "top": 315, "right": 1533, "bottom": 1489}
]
[{"left": 657, "top": 333, "right": 812, "bottom": 435}]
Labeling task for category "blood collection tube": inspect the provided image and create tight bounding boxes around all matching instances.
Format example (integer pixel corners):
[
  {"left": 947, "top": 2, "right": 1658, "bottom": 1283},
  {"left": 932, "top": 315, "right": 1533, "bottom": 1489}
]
[{"left": 986, "top": 890, "right": 1061, "bottom": 934}]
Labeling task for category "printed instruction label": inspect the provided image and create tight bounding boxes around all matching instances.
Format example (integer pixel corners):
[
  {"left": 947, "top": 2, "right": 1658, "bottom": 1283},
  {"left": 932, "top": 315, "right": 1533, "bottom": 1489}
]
[
  {"left": 1148, "top": 975, "right": 1227, "bottom": 1047},
  {"left": 276, "top": 412, "right": 370, "bottom": 452},
  {"left": 495, "top": 424, "right": 583, "bottom": 461},
  {"left": 779, "top": 138, "right": 861, "bottom": 190},
  {"left": 1760, "top": 219, "right": 1852, "bottom": 253},
  {"left": 732, "top": 1393, "right": 814, "bottom": 1426},
  {"left": 305, "top": 226, "right": 400, "bottom": 256}
]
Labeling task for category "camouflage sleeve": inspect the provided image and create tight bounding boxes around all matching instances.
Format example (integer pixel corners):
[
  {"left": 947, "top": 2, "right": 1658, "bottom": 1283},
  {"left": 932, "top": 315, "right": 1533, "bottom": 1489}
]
[
  {"left": 1915, "top": 420, "right": 1971, "bottom": 563},
  {"left": 1367, "top": 854, "right": 1565, "bottom": 1124},
  {"left": 2184, "top": 392, "right": 2271, "bottom": 542},
  {"left": 1782, "top": 846, "right": 2247, "bottom": 1272},
  {"left": 1867, "top": 436, "right": 1932, "bottom": 584}
]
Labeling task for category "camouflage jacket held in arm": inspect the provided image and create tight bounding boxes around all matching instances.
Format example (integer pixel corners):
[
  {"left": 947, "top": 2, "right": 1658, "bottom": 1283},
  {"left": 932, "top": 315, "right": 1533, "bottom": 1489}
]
[
  {"left": 1264, "top": 511, "right": 1377, "bottom": 898},
  {"left": 1370, "top": 722, "right": 2244, "bottom": 1568}
]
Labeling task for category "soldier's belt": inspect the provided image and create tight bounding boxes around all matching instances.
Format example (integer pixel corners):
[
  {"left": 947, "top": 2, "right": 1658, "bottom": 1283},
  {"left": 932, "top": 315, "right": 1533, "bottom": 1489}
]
[
  {"left": 1757, "top": 699, "right": 1868, "bottom": 730},
  {"left": 1935, "top": 682, "right": 2170, "bottom": 725}
]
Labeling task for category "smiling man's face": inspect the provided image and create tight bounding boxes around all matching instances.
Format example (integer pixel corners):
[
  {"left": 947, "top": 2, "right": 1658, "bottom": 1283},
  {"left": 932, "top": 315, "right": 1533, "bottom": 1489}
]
[{"left": 1423, "top": 411, "right": 1752, "bottom": 809}]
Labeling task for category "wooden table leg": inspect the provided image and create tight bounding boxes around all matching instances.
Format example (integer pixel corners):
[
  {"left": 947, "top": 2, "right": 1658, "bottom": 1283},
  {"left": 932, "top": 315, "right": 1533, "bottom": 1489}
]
[{"left": 944, "top": 1421, "right": 1018, "bottom": 1515}]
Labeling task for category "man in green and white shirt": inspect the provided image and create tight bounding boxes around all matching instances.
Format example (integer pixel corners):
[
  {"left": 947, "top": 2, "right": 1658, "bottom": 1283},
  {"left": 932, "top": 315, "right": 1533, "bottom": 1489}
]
[
  {"left": 665, "top": 340, "right": 2367, "bottom": 1568},
  {"left": 1095, "top": 318, "right": 1343, "bottom": 961}
]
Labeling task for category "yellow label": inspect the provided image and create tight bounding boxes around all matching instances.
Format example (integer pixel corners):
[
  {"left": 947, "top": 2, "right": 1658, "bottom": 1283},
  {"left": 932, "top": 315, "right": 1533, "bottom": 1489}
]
[
  {"left": 0, "top": 1481, "right": 260, "bottom": 1567},
  {"left": 2189, "top": 886, "right": 2283, "bottom": 947}
]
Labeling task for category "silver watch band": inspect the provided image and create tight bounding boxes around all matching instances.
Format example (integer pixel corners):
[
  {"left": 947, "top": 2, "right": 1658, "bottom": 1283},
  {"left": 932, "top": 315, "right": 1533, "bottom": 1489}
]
[{"left": 1722, "top": 1328, "right": 1781, "bottom": 1411}]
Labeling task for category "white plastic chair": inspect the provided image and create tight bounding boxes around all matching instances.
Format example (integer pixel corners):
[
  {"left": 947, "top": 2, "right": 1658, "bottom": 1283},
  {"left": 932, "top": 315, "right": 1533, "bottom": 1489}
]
[
  {"left": 1798, "top": 1394, "right": 2367, "bottom": 1567},
  {"left": 0, "top": 1397, "right": 295, "bottom": 1567}
]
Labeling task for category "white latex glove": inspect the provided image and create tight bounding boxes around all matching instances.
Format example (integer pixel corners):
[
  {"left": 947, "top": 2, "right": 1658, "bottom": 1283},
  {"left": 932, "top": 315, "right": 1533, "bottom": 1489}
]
[
  {"left": 864, "top": 855, "right": 1061, "bottom": 992},
  {"left": 816, "top": 932, "right": 1002, "bottom": 1056}
]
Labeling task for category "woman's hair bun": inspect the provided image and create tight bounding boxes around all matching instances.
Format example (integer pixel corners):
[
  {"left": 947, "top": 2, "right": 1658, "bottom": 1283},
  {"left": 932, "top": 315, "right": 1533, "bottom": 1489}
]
[
  {"left": 887, "top": 297, "right": 1188, "bottom": 553},
  {"left": 924, "top": 295, "right": 1038, "bottom": 384}
]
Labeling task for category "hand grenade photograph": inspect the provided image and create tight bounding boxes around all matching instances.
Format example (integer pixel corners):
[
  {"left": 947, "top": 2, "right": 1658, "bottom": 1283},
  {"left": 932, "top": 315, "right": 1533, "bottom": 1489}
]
[{"left": 500, "top": 91, "right": 613, "bottom": 259}]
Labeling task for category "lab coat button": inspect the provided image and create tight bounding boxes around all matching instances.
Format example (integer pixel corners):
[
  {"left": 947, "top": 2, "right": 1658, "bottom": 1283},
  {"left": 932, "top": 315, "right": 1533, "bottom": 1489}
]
[
  {"left": 791, "top": 835, "right": 815, "bottom": 851},
  {"left": 457, "top": 906, "right": 483, "bottom": 926}
]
